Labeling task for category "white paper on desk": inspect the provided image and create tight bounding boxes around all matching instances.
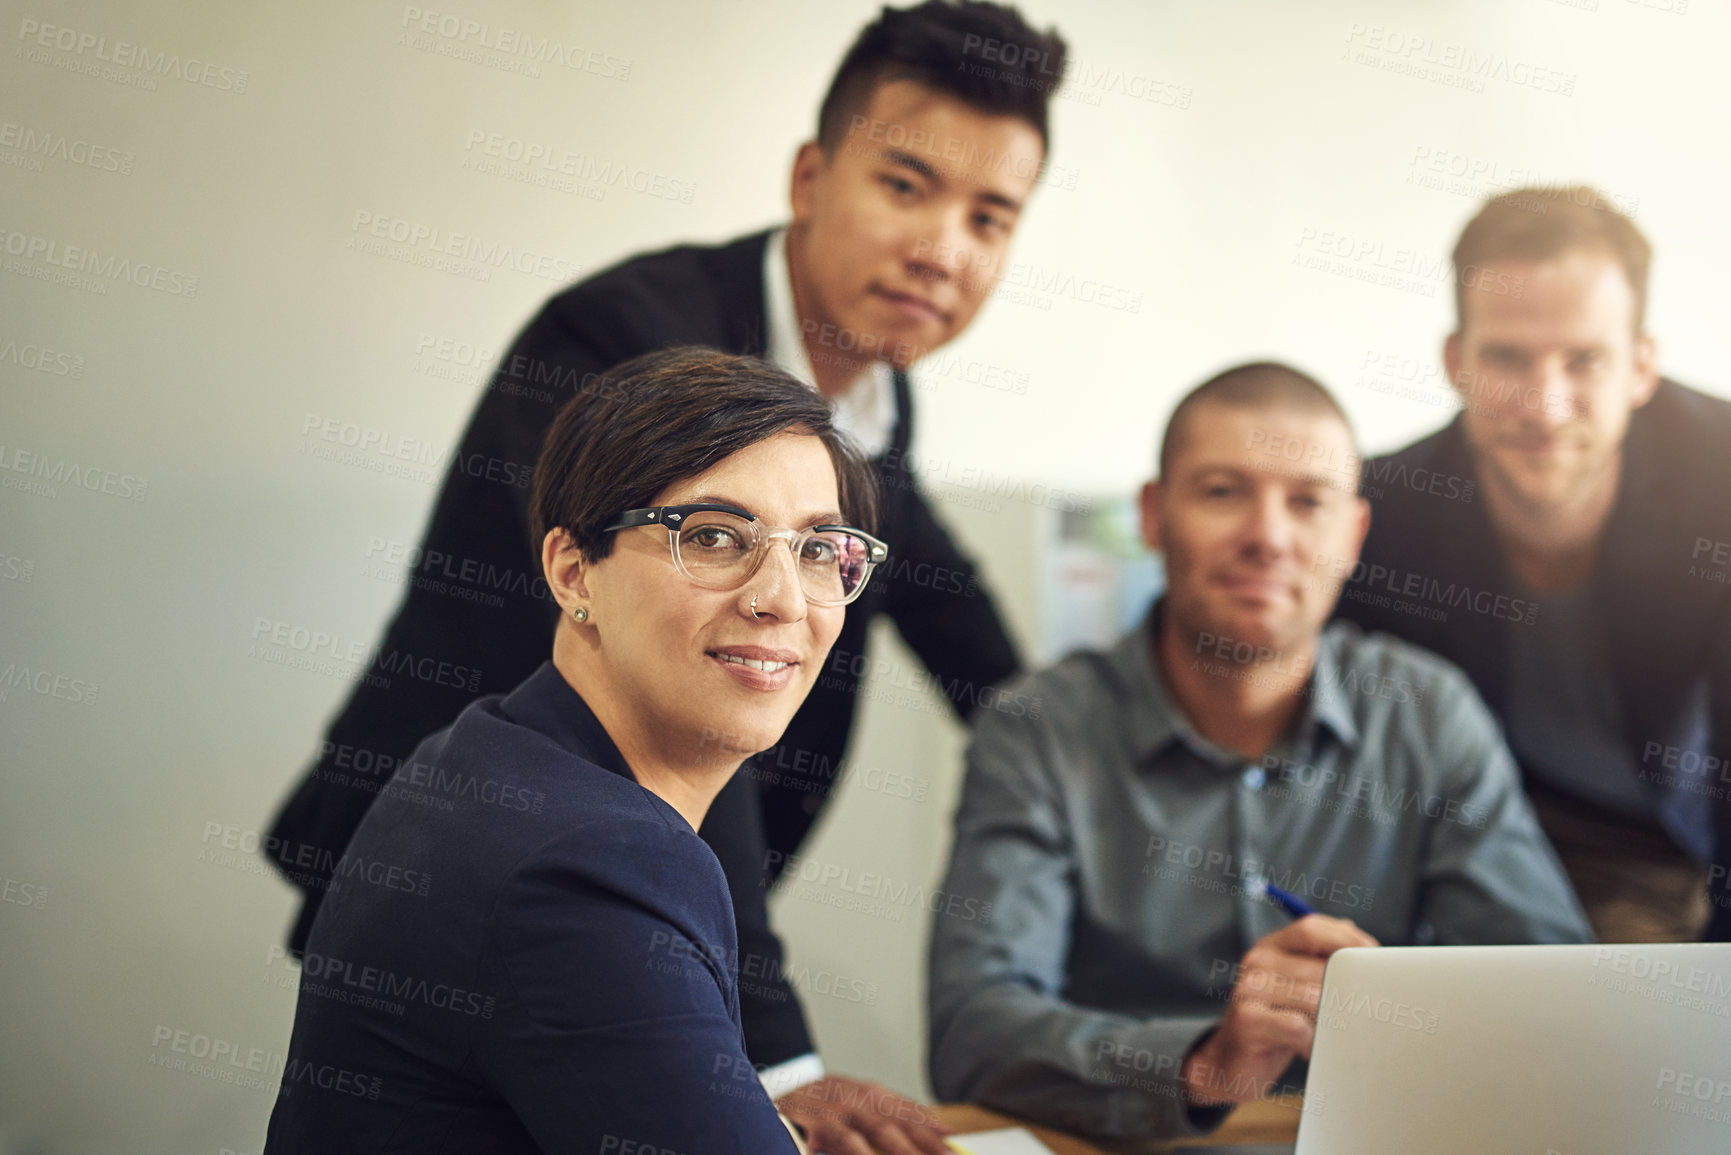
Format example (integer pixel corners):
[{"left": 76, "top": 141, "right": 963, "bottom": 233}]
[{"left": 945, "top": 1127, "right": 1059, "bottom": 1155}]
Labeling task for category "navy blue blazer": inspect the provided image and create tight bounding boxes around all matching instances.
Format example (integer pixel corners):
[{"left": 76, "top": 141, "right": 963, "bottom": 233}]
[{"left": 262, "top": 662, "right": 799, "bottom": 1154}]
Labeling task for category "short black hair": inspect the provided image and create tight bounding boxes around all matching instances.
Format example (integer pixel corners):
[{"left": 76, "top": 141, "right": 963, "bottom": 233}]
[
  {"left": 817, "top": 1, "right": 1068, "bottom": 153},
  {"left": 1159, "top": 361, "right": 1356, "bottom": 479},
  {"left": 530, "top": 348, "right": 877, "bottom": 561}
]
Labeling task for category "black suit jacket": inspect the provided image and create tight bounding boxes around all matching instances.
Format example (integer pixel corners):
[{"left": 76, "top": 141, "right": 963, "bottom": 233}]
[
  {"left": 1336, "top": 379, "right": 1731, "bottom": 939},
  {"left": 263, "top": 664, "right": 799, "bottom": 1154},
  {"left": 266, "top": 229, "right": 1021, "bottom": 1064}
]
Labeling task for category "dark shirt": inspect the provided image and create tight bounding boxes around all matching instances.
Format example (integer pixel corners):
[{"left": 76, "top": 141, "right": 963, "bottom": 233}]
[
  {"left": 262, "top": 663, "right": 798, "bottom": 1154},
  {"left": 1337, "top": 380, "right": 1731, "bottom": 939},
  {"left": 1506, "top": 577, "right": 1661, "bottom": 823}
]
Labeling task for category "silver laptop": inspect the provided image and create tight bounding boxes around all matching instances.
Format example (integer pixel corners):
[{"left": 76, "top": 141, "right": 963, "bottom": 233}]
[{"left": 1295, "top": 944, "right": 1731, "bottom": 1155}]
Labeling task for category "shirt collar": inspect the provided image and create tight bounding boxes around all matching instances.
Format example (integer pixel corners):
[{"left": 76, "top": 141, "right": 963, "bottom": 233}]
[
  {"left": 1109, "top": 604, "right": 1361, "bottom": 768},
  {"left": 499, "top": 662, "right": 636, "bottom": 784},
  {"left": 1304, "top": 625, "right": 1362, "bottom": 751},
  {"left": 764, "top": 228, "right": 818, "bottom": 388},
  {"left": 763, "top": 228, "right": 897, "bottom": 457}
]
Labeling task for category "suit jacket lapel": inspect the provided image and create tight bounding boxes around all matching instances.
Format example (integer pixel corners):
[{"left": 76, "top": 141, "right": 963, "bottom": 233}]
[
  {"left": 708, "top": 229, "right": 773, "bottom": 357},
  {"left": 1424, "top": 420, "right": 1520, "bottom": 714}
]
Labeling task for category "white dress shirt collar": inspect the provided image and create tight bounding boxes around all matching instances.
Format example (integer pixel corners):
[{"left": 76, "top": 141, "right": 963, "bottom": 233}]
[{"left": 763, "top": 228, "right": 898, "bottom": 459}]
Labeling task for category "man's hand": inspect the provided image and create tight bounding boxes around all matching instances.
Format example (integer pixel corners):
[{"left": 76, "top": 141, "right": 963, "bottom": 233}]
[
  {"left": 775, "top": 1075, "right": 953, "bottom": 1155},
  {"left": 1183, "top": 914, "right": 1379, "bottom": 1107}
]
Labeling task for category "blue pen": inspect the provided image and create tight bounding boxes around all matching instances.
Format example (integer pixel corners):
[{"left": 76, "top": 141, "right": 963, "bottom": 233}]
[{"left": 1248, "top": 878, "right": 1316, "bottom": 919}]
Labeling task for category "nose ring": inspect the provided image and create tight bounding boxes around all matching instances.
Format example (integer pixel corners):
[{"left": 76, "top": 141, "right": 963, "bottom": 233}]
[{"left": 751, "top": 595, "right": 761, "bottom": 619}]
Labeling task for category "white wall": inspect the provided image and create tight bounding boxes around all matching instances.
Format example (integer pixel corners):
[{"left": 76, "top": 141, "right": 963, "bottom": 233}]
[{"left": 2, "top": 1, "right": 1726, "bottom": 1151}]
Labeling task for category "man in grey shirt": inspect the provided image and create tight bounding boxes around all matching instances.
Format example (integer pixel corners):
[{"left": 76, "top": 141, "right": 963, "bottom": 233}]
[{"left": 927, "top": 362, "right": 1589, "bottom": 1143}]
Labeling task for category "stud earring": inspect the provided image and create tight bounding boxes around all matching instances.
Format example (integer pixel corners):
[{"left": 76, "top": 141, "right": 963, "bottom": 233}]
[{"left": 572, "top": 606, "right": 589, "bottom": 623}]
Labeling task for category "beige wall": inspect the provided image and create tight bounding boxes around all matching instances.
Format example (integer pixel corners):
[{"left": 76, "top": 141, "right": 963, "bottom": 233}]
[{"left": 3, "top": 1, "right": 1727, "bottom": 1151}]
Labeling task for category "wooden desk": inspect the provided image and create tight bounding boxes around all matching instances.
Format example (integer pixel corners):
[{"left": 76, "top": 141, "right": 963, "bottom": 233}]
[{"left": 934, "top": 1096, "right": 1302, "bottom": 1154}]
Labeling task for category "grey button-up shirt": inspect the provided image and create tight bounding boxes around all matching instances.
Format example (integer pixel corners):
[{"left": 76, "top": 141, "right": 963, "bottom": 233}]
[{"left": 928, "top": 611, "right": 1590, "bottom": 1142}]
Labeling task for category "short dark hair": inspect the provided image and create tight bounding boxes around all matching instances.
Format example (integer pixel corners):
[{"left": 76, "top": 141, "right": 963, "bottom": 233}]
[
  {"left": 1453, "top": 186, "right": 1652, "bottom": 332},
  {"left": 817, "top": 1, "right": 1068, "bottom": 153},
  {"left": 1159, "top": 361, "right": 1356, "bottom": 479},
  {"left": 529, "top": 348, "right": 878, "bottom": 561}
]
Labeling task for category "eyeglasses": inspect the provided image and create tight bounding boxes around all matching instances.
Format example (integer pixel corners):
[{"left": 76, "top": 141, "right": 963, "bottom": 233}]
[{"left": 602, "top": 503, "right": 889, "bottom": 607}]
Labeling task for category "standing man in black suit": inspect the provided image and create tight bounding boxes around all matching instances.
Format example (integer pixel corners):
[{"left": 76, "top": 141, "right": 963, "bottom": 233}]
[
  {"left": 1337, "top": 186, "right": 1731, "bottom": 944},
  {"left": 266, "top": 2, "right": 1067, "bottom": 1146}
]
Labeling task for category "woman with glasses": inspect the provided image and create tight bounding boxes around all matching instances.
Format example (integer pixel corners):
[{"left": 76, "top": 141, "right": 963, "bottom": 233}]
[{"left": 263, "top": 348, "right": 884, "bottom": 1154}]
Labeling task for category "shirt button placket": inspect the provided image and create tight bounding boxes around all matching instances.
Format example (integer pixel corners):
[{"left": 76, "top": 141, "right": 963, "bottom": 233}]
[{"left": 1237, "top": 762, "right": 1272, "bottom": 937}]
